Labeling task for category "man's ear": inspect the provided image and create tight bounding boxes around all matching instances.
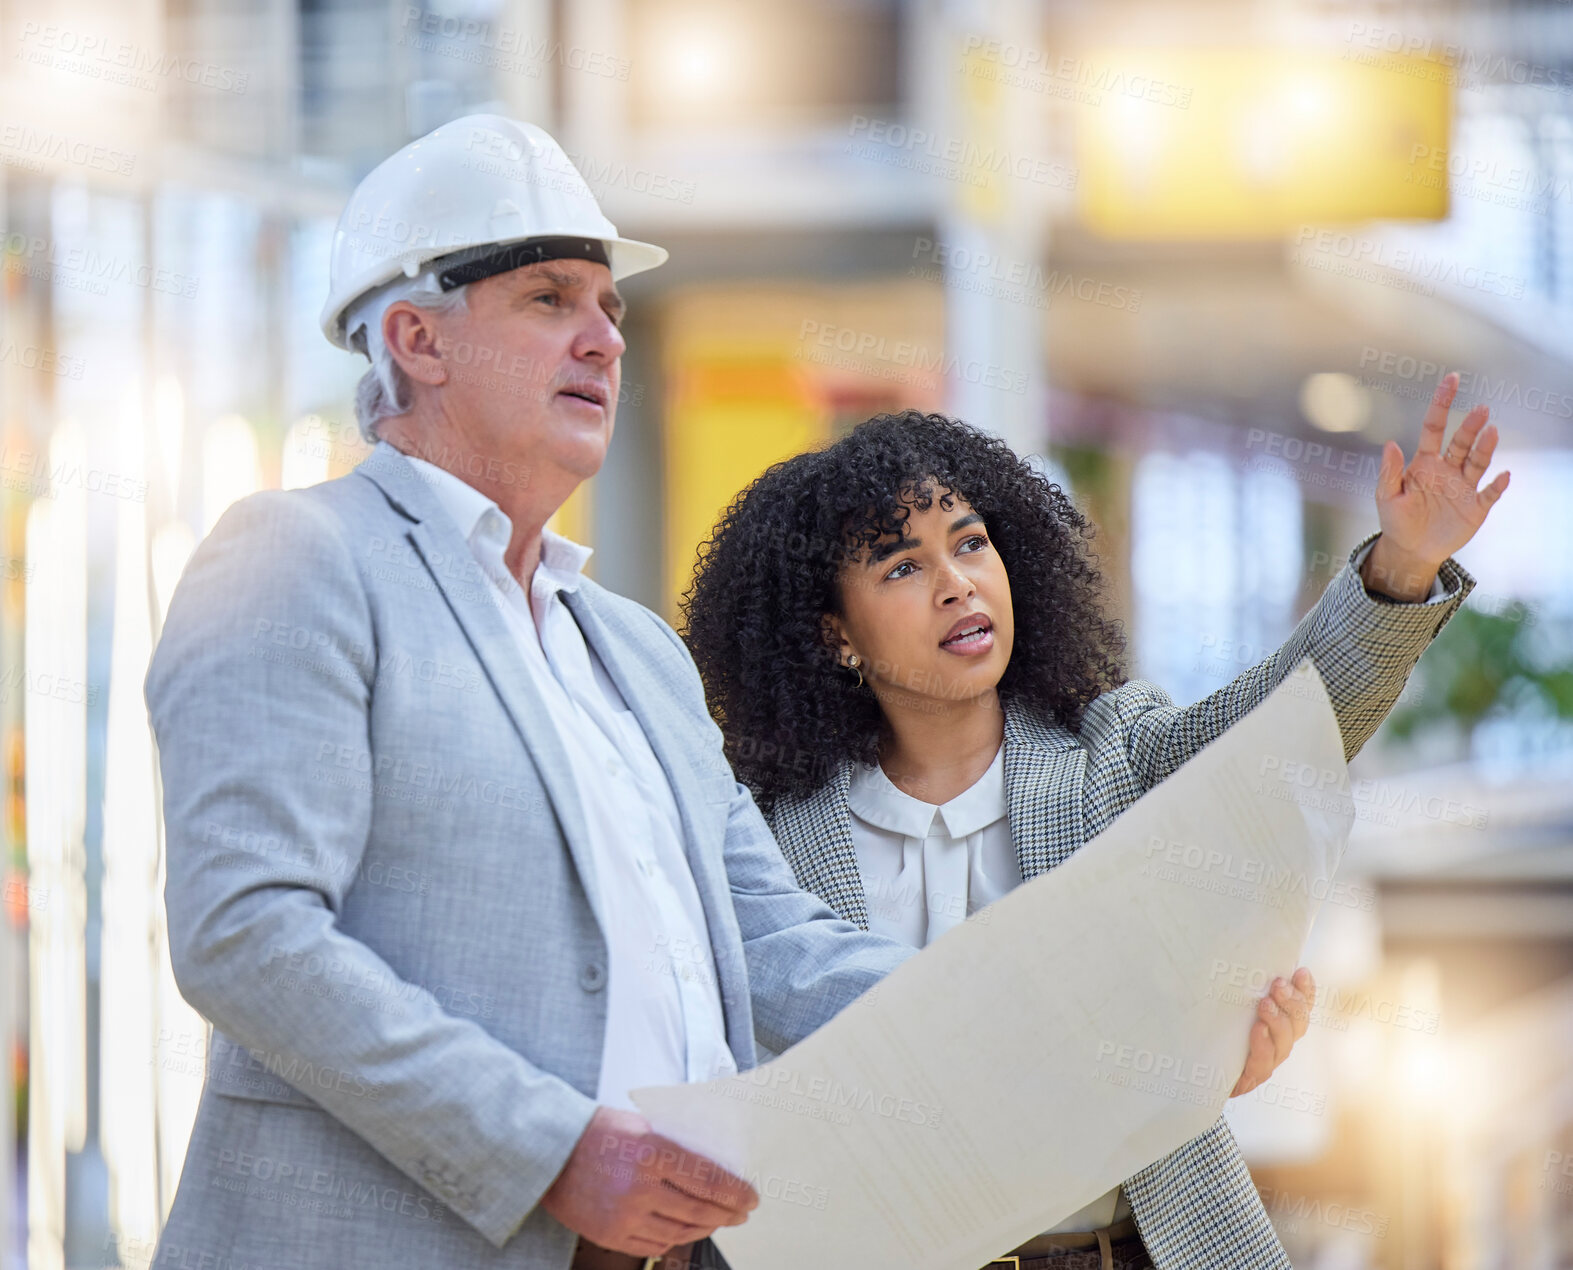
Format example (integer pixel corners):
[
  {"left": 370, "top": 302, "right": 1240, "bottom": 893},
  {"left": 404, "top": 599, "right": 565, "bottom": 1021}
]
[{"left": 384, "top": 301, "right": 448, "bottom": 388}]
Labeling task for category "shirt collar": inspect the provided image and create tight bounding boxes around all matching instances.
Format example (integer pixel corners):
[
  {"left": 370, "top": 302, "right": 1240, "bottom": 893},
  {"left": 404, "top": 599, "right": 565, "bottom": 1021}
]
[
  {"left": 401, "top": 452, "right": 593, "bottom": 591},
  {"left": 937, "top": 743, "right": 1008, "bottom": 837},
  {"left": 404, "top": 452, "right": 495, "bottom": 541},
  {"left": 847, "top": 743, "right": 1007, "bottom": 840},
  {"left": 536, "top": 528, "right": 593, "bottom": 595}
]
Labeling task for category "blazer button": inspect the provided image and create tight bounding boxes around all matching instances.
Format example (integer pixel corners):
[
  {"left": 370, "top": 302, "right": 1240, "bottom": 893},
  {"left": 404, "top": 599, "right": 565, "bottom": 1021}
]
[{"left": 579, "top": 962, "right": 606, "bottom": 992}]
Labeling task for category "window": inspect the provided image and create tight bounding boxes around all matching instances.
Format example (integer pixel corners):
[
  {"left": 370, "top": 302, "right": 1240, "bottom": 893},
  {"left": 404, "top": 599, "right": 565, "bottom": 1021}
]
[{"left": 1131, "top": 449, "right": 1303, "bottom": 704}]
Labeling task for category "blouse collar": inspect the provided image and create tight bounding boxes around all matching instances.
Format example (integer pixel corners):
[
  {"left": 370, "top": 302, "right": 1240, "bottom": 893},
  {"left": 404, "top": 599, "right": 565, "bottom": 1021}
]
[{"left": 846, "top": 742, "right": 1007, "bottom": 840}]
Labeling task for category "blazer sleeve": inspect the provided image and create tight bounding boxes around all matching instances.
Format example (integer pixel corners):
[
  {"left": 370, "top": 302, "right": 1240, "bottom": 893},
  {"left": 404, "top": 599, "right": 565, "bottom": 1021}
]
[
  {"left": 1079, "top": 532, "right": 1475, "bottom": 789},
  {"left": 648, "top": 617, "right": 914, "bottom": 1057},
  {"left": 146, "top": 491, "right": 596, "bottom": 1250},
  {"left": 1122, "top": 1117, "right": 1291, "bottom": 1270}
]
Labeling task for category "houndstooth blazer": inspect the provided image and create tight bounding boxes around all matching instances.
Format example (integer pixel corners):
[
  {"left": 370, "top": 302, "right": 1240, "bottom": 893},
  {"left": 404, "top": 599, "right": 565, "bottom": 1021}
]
[{"left": 764, "top": 533, "right": 1474, "bottom": 1270}]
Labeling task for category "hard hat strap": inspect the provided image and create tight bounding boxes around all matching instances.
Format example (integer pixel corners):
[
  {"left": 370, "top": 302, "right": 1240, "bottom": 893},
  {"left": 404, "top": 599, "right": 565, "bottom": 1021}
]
[{"left": 434, "top": 236, "right": 611, "bottom": 291}]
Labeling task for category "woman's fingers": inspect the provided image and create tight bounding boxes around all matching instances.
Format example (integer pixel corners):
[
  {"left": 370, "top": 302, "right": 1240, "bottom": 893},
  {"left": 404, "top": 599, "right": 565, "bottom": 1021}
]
[
  {"left": 1233, "top": 970, "right": 1319, "bottom": 1097},
  {"left": 1467, "top": 422, "right": 1498, "bottom": 468},
  {"left": 1479, "top": 469, "right": 1511, "bottom": 510},
  {"left": 1274, "top": 972, "right": 1314, "bottom": 1041},
  {"left": 1417, "top": 372, "right": 1460, "bottom": 456},
  {"left": 1377, "top": 441, "right": 1405, "bottom": 502},
  {"left": 1444, "top": 404, "right": 1491, "bottom": 469},
  {"left": 1461, "top": 422, "right": 1498, "bottom": 485},
  {"left": 1232, "top": 1019, "right": 1274, "bottom": 1096},
  {"left": 1261, "top": 993, "right": 1294, "bottom": 1067}
]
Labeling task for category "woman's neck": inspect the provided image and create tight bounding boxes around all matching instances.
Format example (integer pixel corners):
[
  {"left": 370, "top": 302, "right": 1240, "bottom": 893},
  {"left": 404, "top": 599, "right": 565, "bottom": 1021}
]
[{"left": 874, "top": 688, "right": 1007, "bottom": 806}]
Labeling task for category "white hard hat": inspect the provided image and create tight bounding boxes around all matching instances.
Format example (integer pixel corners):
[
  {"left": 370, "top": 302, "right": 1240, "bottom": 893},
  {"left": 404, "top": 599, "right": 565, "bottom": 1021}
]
[{"left": 319, "top": 113, "right": 668, "bottom": 350}]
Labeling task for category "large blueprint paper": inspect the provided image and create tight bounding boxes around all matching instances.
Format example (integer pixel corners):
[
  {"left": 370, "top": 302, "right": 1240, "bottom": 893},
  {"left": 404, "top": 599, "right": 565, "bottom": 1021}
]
[{"left": 634, "top": 659, "right": 1355, "bottom": 1270}]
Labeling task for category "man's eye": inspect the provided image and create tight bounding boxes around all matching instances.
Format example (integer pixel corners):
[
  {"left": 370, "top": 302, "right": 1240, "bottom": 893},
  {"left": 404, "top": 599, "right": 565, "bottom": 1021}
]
[{"left": 534, "top": 292, "right": 560, "bottom": 306}]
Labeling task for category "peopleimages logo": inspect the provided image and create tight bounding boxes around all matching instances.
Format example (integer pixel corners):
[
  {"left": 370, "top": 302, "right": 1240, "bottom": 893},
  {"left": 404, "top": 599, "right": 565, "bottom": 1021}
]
[
  {"left": 16, "top": 21, "right": 250, "bottom": 93},
  {"left": 1341, "top": 21, "right": 1573, "bottom": 96},
  {"left": 0, "top": 123, "right": 136, "bottom": 175},
  {"left": 909, "top": 237, "right": 1142, "bottom": 311},
  {"left": 3, "top": 232, "right": 199, "bottom": 297},
  {"left": 400, "top": 5, "right": 632, "bottom": 80},
  {"left": 1291, "top": 227, "right": 1526, "bottom": 300},
  {"left": 846, "top": 116, "right": 1077, "bottom": 190},
  {"left": 734, "top": 1066, "right": 944, "bottom": 1129},
  {"left": 1257, "top": 755, "right": 1489, "bottom": 830},
  {"left": 1407, "top": 143, "right": 1573, "bottom": 204},
  {"left": 1358, "top": 347, "right": 1573, "bottom": 421},
  {"left": 959, "top": 37, "right": 1194, "bottom": 109},
  {"left": 796, "top": 320, "right": 1029, "bottom": 394}
]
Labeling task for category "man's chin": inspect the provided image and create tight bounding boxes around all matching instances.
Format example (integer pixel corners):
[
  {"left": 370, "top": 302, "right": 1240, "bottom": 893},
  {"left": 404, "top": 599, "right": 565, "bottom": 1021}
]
[
  {"left": 547, "top": 407, "right": 613, "bottom": 466},
  {"left": 553, "top": 436, "right": 611, "bottom": 484}
]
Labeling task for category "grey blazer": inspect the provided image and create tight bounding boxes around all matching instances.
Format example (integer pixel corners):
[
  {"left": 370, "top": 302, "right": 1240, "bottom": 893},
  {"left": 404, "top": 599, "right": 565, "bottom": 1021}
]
[
  {"left": 144, "top": 441, "right": 913, "bottom": 1269},
  {"left": 765, "top": 536, "right": 1474, "bottom": 1270}
]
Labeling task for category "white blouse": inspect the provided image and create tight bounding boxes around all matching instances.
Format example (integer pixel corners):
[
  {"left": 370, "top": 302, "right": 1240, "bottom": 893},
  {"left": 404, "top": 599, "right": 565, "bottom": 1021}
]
[{"left": 847, "top": 745, "right": 1132, "bottom": 1236}]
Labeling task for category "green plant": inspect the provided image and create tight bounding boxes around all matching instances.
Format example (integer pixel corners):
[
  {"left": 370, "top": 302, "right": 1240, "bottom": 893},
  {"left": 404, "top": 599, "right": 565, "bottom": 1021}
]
[{"left": 1386, "top": 605, "right": 1573, "bottom": 743}]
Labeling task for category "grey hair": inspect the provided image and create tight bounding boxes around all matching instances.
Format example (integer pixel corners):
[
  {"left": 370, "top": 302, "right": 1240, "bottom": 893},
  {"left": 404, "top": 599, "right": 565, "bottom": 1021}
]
[{"left": 350, "top": 284, "right": 471, "bottom": 444}]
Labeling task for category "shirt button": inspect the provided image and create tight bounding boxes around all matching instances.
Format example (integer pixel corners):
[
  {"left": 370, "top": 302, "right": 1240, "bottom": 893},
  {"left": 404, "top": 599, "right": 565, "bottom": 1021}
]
[
  {"left": 579, "top": 962, "right": 606, "bottom": 992},
  {"left": 605, "top": 758, "right": 620, "bottom": 778}
]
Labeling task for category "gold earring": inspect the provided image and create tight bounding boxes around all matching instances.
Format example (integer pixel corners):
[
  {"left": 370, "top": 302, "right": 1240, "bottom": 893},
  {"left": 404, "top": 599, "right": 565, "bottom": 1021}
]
[{"left": 846, "top": 654, "right": 863, "bottom": 688}]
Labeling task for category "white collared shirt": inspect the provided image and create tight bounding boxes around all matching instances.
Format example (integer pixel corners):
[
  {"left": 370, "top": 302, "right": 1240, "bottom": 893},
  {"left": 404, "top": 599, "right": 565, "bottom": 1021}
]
[
  {"left": 402, "top": 454, "right": 737, "bottom": 1111},
  {"left": 848, "top": 746, "right": 1129, "bottom": 1235},
  {"left": 848, "top": 745, "right": 1021, "bottom": 946}
]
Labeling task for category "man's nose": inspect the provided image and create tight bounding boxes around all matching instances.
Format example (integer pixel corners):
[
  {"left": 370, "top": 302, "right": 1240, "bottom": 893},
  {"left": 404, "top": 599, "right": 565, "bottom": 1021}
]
[{"left": 576, "top": 310, "right": 626, "bottom": 362}]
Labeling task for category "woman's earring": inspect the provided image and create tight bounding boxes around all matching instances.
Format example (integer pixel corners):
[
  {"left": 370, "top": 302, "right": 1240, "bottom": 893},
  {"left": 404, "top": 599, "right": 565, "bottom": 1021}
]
[{"left": 846, "top": 654, "right": 864, "bottom": 688}]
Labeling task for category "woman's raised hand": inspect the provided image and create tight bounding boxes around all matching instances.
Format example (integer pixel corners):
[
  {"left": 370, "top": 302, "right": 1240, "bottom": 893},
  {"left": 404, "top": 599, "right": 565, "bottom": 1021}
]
[{"left": 1361, "top": 372, "right": 1510, "bottom": 601}]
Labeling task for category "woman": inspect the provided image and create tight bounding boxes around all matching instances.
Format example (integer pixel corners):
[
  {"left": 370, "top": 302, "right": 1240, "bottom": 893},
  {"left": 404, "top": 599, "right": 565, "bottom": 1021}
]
[{"left": 681, "top": 378, "right": 1503, "bottom": 1269}]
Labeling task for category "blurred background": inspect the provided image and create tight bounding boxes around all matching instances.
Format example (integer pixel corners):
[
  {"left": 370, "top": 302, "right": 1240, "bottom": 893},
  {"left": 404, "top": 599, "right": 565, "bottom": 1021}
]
[{"left": 0, "top": 0, "right": 1571, "bottom": 1266}]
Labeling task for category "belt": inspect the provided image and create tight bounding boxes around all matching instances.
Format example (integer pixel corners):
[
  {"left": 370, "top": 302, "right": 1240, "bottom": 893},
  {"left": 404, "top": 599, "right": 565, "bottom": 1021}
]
[
  {"left": 569, "top": 1237, "right": 698, "bottom": 1270},
  {"left": 568, "top": 1220, "right": 1147, "bottom": 1270},
  {"left": 983, "top": 1217, "right": 1150, "bottom": 1270}
]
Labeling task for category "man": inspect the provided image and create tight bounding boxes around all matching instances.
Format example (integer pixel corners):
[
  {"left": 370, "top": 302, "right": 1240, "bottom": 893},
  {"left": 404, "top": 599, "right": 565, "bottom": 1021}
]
[{"left": 145, "top": 115, "right": 1309, "bottom": 1270}]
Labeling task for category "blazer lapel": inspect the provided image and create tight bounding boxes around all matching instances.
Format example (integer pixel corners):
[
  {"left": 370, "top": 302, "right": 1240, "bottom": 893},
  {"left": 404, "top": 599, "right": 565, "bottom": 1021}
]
[
  {"left": 1002, "top": 699, "right": 1088, "bottom": 882},
  {"left": 557, "top": 591, "right": 730, "bottom": 895},
  {"left": 354, "top": 443, "right": 605, "bottom": 915},
  {"left": 769, "top": 762, "right": 868, "bottom": 929}
]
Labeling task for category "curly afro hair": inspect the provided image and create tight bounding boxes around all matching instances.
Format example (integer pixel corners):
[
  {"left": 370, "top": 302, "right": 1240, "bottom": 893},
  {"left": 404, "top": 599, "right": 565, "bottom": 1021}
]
[{"left": 679, "top": 410, "right": 1128, "bottom": 810}]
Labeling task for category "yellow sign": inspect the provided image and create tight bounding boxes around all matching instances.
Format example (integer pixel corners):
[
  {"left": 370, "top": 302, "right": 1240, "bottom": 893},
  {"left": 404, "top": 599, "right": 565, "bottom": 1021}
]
[
  {"left": 663, "top": 351, "right": 823, "bottom": 618},
  {"left": 1076, "top": 47, "right": 1450, "bottom": 238}
]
